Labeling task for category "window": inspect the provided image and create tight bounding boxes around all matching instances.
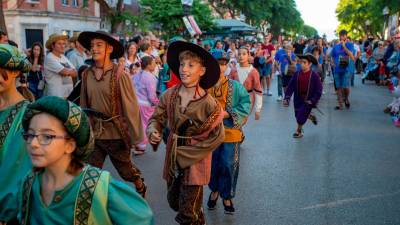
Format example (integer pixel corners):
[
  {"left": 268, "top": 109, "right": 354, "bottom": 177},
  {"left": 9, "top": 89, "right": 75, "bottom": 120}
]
[
  {"left": 72, "top": 0, "right": 79, "bottom": 7},
  {"left": 26, "top": 0, "right": 40, "bottom": 3},
  {"left": 61, "top": 0, "right": 68, "bottom": 6}
]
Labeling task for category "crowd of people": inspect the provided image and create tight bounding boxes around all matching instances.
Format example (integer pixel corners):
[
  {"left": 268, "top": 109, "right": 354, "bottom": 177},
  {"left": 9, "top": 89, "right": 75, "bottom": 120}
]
[{"left": 0, "top": 25, "right": 399, "bottom": 225}]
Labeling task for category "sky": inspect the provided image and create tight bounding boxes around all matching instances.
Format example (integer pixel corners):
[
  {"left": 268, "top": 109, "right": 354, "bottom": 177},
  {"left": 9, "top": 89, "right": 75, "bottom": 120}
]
[{"left": 295, "top": 0, "right": 340, "bottom": 40}]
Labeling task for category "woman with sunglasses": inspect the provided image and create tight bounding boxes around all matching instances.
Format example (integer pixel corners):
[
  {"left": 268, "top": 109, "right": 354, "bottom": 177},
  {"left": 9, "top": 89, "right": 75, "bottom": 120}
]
[
  {"left": 0, "top": 44, "right": 34, "bottom": 225},
  {"left": 17, "top": 96, "right": 154, "bottom": 225}
]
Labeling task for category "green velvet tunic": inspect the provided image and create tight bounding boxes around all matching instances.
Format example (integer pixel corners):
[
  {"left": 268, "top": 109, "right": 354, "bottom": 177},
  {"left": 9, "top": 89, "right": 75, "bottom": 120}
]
[
  {"left": 0, "top": 100, "right": 31, "bottom": 222},
  {"left": 20, "top": 165, "right": 154, "bottom": 225}
]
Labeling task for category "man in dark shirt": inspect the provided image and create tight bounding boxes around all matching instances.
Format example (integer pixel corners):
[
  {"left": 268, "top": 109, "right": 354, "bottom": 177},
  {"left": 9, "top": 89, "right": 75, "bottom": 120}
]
[{"left": 294, "top": 37, "right": 306, "bottom": 55}]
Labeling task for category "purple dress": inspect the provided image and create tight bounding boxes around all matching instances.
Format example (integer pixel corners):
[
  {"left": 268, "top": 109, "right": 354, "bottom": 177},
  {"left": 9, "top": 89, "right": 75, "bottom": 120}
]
[
  {"left": 132, "top": 70, "right": 159, "bottom": 149},
  {"left": 284, "top": 70, "right": 323, "bottom": 125}
]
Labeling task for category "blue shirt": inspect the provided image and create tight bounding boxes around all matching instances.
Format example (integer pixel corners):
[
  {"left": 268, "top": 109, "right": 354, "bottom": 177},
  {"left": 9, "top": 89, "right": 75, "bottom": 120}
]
[
  {"left": 331, "top": 42, "right": 354, "bottom": 73},
  {"left": 278, "top": 52, "right": 296, "bottom": 75},
  {"left": 274, "top": 48, "right": 285, "bottom": 61},
  {"left": 211, "top": 48, "right": 225, "bottom": 60}
]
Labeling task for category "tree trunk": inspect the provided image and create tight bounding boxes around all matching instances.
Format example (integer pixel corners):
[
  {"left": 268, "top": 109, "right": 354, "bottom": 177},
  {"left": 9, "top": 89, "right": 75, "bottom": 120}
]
[
  {"left": 110, "top": 0, "right": 124, "bottom": 34},
  {"left": 0, "top": 0, "right": 7, "bottom": 33}
]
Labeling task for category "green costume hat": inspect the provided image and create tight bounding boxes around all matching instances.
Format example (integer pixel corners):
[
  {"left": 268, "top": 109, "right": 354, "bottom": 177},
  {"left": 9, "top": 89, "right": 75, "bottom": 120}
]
[
  {"left": 0, "top": 44, "right": 32, "bottom": 73},
  {"left": 22, "top": 96, "right": 94, "bottom": 160}
]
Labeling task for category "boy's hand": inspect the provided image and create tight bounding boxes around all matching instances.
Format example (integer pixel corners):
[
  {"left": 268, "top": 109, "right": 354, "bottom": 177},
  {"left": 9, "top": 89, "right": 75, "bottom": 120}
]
[
  {"left": 223, "top": 111, "right": 230, "bottom": 118},
  {"left": 149, "top": 131, "right": 161, "bottom": 145},
  {"left": 255, "top": 112, "right": 261, "bottom": 120}
]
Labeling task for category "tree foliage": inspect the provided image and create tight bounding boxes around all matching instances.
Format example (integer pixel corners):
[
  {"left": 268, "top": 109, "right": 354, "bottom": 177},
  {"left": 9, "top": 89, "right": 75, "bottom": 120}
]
[
  {"left": 139, "top": 0, "right": 215, "bottom": 38},
  {"left": 336, "top": 0, "right": 400, "bottom": 39},
  {"left": 205, "top": 0, "right": 316, "bottom": 39}
]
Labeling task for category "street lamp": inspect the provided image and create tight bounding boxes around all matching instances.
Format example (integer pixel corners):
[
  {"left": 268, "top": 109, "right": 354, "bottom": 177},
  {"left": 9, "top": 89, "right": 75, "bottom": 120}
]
[
  {"left": 181, "top": 0, "right": 193, "bottom": 16},
  {"left": 382, "top": 6, "right": 389, "bottom": 40}
]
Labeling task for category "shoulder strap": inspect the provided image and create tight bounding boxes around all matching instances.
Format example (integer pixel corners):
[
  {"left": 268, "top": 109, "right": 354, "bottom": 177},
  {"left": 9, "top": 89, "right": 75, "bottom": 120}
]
[
  {"left": 0, "top": 100, "right": 29, "bottom": 150},
  {"left": 225, "top": 79, "right": 241, "bottom": 128},
  {"left": 20, "top": 171, "right": 36, "bottom": 225},
  {"left": 166, "top": 85, "right": 180, "bottom": 132},
  {"left": 110, "top": 64, "right": 132, "bottom": 148},
  {"left": 74, "top": 166, "right": 102, "bottom": 225}
]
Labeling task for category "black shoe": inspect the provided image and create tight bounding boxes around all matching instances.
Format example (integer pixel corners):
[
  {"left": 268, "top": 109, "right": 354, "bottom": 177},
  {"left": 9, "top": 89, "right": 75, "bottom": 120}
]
[
  {"left": 293, "top": 131, "right": 303, "bottom": 138},
  {"left": 223, "top": 199, "right": 235, "bottom": 215},
  {"left": 207, "top": 192, "right": 218, "bottom": 210},
  {"left": 344, "top": 100, "right": 350, "bottom": 109},
  {"left": 308, "top": 114, "right": 318, "bottom": 125}
]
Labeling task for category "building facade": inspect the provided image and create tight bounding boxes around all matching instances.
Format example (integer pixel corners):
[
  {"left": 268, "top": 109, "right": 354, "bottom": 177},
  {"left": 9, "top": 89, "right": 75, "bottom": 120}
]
[{"left": 3, "top": 0, "right": 102, "bottom": 49}]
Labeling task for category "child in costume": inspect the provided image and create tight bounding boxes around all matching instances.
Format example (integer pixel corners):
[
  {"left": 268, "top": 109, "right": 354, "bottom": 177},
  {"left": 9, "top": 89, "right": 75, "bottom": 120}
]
[
  {"left": 18, "top": 96, "right": 154, "bottom": 225},
  {"left": 0, "top": 44, "right": 33, "bottom": 224},
  {"left": 283, "top": 53, "right": 323, "bottom": 138},
  {"left": 207, "top": 55, "right": 251, "bottom": 214},
  {"left": 147, "top": 41, "right": 225, "bottom": 225},
  {"left": 78, "top": 31, "right": 147, "bottom": 196},
  {"left": 229, "top": 47, "right": 263, "bottom": 120}
]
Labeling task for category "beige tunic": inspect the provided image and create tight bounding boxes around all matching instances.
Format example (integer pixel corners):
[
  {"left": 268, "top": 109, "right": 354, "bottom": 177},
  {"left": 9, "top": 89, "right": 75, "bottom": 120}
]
[
  {"left": 80, "top": 64, "right": 143, "bottom": 144},
  {"left": 147, "top": 85, "right": 225, "bottom": 185}
]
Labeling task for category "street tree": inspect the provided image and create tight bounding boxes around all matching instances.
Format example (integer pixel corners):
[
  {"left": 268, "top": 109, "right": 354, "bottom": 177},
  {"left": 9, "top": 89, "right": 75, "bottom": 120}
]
[
  {"left": 140, "top": 0, "right": 215, "bottom": 38},
  {"left": 336, "top": 0, "right": 399, "bottom": 39}
]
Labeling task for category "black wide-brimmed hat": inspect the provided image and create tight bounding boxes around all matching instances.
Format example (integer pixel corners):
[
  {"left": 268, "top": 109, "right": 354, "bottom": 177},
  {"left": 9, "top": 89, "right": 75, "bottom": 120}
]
[
  {"left": 167, "top": 41, "right": 220, "bottom": 89},
  {"left": 296, "top": 53, "right": 318, "bottom": 65},
  {"left": 78, "top": 30, "right": 124, "bottom": 59}
]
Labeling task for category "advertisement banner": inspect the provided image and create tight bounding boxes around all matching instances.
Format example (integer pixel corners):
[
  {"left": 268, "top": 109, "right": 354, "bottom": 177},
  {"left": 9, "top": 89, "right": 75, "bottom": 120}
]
[
  {"left": 188, "top": 15, "right": 202, "bottom": 35},
  {"left": 182, "top": 16, "right": 197, "bottom": 36}
]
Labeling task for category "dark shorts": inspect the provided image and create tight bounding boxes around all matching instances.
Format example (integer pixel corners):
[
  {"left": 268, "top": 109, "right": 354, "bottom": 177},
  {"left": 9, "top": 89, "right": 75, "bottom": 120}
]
[
  {"left": 258, "top": 63, "right": 272, "bottom": 77},
  {"left": 282, "top": 75, "right": 292, "bottom": 87}
]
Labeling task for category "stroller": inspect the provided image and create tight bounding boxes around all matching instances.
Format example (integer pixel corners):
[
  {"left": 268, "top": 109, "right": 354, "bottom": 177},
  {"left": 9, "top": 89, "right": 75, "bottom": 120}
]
[{"left": 361, "top": 56, "right": 379, "bottom": 84}]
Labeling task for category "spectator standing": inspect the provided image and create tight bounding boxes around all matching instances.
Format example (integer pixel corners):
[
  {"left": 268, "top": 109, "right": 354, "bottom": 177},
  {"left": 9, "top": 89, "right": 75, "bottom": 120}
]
[
  {"left": 27, "top": 42, "right": 45, "bottom": 99},
  {"left": 261, "top": 34, "right": 275, "bottom": 96},
  {"left": 329, "top": 29, "right": 355, "bottom": 110},
  {"left": 67, "top": 36, "right": 88, "bottom": 74},
  {"left": 44, "top": 33, "right": 77, "bottom": 98}
]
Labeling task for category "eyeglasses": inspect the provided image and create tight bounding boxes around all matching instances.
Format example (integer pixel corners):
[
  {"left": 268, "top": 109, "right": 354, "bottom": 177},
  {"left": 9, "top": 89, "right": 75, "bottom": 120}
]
[{"left": 22, "top": 133, "right": 70, "bottom": 145}]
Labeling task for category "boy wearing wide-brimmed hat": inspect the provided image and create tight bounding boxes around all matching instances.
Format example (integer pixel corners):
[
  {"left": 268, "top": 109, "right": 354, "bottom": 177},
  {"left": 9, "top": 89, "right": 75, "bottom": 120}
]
[
  {"left": 147, "top": 41, "right": 225, "bottom": 225},
  {"left": 283, "top": 53, "right": 323, "bottom": 138},
  {"left": 44, "top": 33, "right": 77, "bottom": 98},
  {"left": 77, "top": 30, "right": 146, "bottom": 196},
  {"left": 18, "top": 96, "right": 154, "bottom": 225}
]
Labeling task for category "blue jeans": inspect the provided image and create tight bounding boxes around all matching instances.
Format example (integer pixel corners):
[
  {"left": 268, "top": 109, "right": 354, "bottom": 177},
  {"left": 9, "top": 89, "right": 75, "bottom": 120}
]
[
  {"left": 209, "top": 142, "right": 240, "bottom": 200},
  {"left": 334, "top": 71, "right": 350, "bottom": 88},
  {"left": 277, "top": 75, "right": 283, "bottom": 97}
]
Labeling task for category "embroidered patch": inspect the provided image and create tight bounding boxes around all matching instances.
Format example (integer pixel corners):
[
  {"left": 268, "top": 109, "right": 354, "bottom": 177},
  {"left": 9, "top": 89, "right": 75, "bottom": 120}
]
[
  {"left": 74, "top": 166, "right": 102, "bottom": 225},
  {"left": 0, "top": 101, "right": 28, "bottom": 149},
  {"left": 21, "top": 172, "right": 36, "bottom": 225},
  {"left": 65, "top": 102, "right": 82, "bottom": 134}
]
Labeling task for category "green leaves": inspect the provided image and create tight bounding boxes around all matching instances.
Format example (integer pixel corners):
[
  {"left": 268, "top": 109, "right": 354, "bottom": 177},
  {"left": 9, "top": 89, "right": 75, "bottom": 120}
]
[
  {"left": 140, "top": 0, "right": 215, "bottom": 38},
  {"left": 336, "top": 0, "right": 400, "bottom": 39}
]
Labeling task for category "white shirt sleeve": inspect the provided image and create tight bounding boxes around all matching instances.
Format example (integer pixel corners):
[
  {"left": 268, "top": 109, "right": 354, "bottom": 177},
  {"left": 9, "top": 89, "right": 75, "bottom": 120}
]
[
  {"left": 45, "top": 53, "right": 65, "bottom": 74},
  {"left": 255, "top": 94, "right": 262, "bottom": 112}
]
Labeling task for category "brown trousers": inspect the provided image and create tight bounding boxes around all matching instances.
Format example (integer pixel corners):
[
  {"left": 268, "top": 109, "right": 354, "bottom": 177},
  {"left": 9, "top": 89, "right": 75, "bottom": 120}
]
[
  {"left": 167, "top": 174, "right": 205, "bottom": 225},
  {"left": 87, "top": 139, "right": 141, "bottom": 182}
]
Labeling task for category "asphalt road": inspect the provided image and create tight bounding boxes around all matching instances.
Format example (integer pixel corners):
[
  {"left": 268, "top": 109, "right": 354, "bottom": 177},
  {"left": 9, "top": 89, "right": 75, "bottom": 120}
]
[{"left": 105, "top": 74, "right": 400, "bottom": 225}]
